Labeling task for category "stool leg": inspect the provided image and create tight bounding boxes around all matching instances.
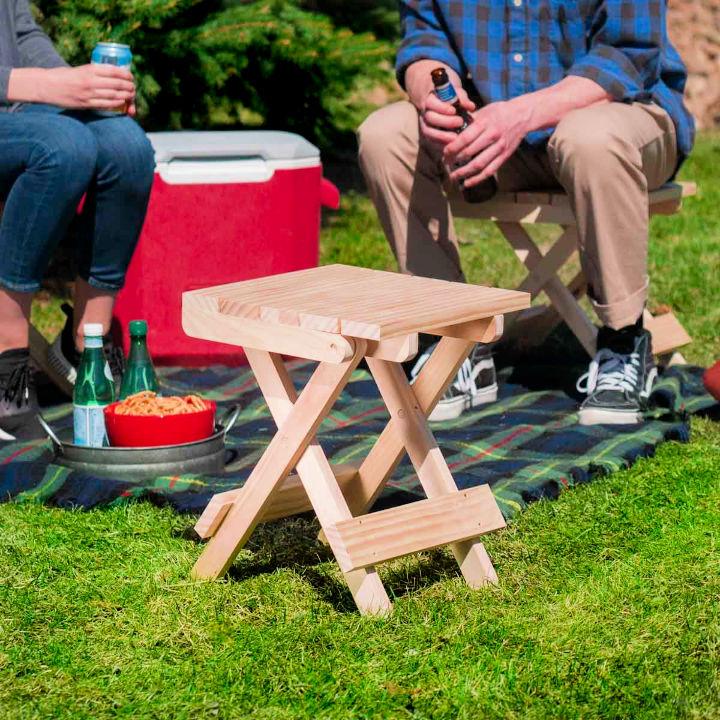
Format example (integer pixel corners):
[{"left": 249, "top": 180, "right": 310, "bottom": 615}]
[
  {"left": 516, "top": 225, "right": 578, "bottom": 298},
  {"left": 498, "top": 221, "right": 598, "bottom": 356},
  {"left": 244, "top": 347, "right": 392, "bottom": 616},
  {"left": 367, "top": 357, "right": 502, "bottom": 588},
  {"left": 341, "top": 336, "right": 475, "bottom": 516},
  {"left": 191, "top": 347, "right": 364, "bottom": 582},
  {"left": 509, "top": 270, "right": 588, "bottom": 349}
]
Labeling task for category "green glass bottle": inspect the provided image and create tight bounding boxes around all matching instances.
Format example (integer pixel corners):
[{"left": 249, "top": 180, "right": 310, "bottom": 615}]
[
  {"left": 119, "top": 320, "right": 159, "bottom": 400},
  {"left": 73, "top": 323, "right": 115, "bottom": 447}
]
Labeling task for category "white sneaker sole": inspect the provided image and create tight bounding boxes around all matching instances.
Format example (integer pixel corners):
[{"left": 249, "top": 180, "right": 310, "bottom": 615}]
[
  {"left": 578, "top": 367, "right": 657, "bottom": 426},
  {"left": 48, "top": 336, "right": 77, "bottom": 386},
  {"left": 0, "top": 427, "right": 17, "bottom": 441},
  {"left": 428, "top": 383, "right": 498, "bottom": 422},
  {"left": 577, "top": 407, "right": 643, "bottom": 425},
  {"left": 470, "top": 382, "right": 499, "bottom": 409}
]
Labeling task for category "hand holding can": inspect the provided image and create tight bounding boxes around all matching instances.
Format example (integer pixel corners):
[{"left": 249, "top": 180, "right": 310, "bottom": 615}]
[{"left": 91, "top": 42, "right": 133, "bottom": 115}]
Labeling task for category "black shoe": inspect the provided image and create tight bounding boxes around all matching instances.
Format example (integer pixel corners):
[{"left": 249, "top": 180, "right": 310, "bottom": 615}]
[
  {"left": 47, "top": 303, "right": 81, "bottom": 387},
  {"left": 0, "top": 348, "right": 44, "bottom": 442},
  {"left": 103, "top": 337, "right": 126, "bottom": 387},
  {"left": 47, "top": 303, "right": 125, "bottom": 387},
  {"left": 409, "top": 342, "right": 498, "bottom": 422},
  {"left": 577, "top": 328, "right": 657, "bottom": 425}
]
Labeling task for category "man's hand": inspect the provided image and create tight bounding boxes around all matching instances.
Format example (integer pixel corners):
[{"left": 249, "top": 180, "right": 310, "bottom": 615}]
[
  {"left": 442, "top": 77, "right": 611, "bottom": 187},
  {"left": 404, "top": 60, "right": 475, "bottom": 146},
  {"left": 8, "top": 65, "right": 136, "bottom": 113},
  {"left": 444, "top": 100, "right": 532, "bottom": 188},
  {"left": 420, "top": 92, "right": 476, "bottom": 147}
]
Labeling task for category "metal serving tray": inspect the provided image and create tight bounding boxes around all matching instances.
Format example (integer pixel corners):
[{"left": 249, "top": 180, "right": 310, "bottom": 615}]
[{"left": 38, "top": 407, "right": 239, "bottom": 480}]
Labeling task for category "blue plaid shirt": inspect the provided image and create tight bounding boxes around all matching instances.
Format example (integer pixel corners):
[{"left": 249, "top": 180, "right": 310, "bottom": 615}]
[{"left": 397, "top": 1, "right": 694, "bottom": 162}]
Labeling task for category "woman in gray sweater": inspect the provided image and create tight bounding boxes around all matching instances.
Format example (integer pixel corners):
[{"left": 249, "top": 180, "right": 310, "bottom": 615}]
[{"left": 0, "top": 0, "right": 155, "bottom": 441}]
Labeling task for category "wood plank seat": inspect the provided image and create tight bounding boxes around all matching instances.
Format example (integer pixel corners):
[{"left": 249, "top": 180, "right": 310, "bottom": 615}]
[
  {"left": 184, "top": 264, "right": 529, "bottom": 615},
  {"left": 453, "top": 181, "right": 696, "bottom": 362}
]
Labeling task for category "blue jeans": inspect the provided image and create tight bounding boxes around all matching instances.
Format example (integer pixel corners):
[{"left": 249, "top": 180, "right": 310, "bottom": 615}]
[{"left": 0, "top": 104, "right": 155, "bottom": 293}]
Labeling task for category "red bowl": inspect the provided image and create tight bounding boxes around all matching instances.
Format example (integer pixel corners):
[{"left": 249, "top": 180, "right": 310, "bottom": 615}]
[{"left": 104, "top": 399, "right": 216, "bottom": 448}]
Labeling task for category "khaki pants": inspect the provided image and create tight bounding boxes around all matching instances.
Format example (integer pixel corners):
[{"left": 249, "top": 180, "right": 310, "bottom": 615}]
[{"left": 358, "top": 100, "right": 678, "bottom": 330}]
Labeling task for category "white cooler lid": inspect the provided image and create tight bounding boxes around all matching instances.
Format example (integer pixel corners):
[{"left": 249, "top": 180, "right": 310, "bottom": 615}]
[
  {"left": 147, "top": 131, "right": 320, "bottom": 185},
  {"left": 148, "top": 130, "right": 319, "bottom": 163}
]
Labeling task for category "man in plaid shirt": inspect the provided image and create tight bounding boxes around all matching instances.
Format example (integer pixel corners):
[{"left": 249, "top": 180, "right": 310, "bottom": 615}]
[{"left": 359, "top": 0, "right": 694, "bottom": 426}]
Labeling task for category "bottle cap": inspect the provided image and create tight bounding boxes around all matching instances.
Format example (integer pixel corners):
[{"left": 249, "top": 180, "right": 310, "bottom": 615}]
[
  {"left": 83, "top": 323, "right": 104, "bottom": 337},
  {"left": 431, "top": 67, "right": 450, "bottom": 86},
  {"left": 129, "top": 320, "right": 148, "bottom": 335}
]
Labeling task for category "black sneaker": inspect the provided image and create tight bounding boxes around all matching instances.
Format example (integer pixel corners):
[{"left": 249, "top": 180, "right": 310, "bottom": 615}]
[
  {"left": 47, "top": 303, "right": 125, "bottom": 387},
  {"left": 0, "top": 348, "right": 44, "bottom": 442},
  {"left": 48, "top": 303, "right": 80, "bottom": 386},
  {"left": 410, "top": 342, "right": 498, "bottom": 422},
  {"left": 577, "top": 329, "right": 657, "bottom": 425}
]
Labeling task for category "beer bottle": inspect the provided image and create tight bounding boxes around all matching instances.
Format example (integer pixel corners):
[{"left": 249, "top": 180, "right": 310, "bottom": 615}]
[
  {"left": 119, "top": 320, "right": 159, "bottom": 400},
  {"left": 73, "top": 323, "right": 114, "bottom": 447},
  {"left": 430, "top": 67, "right": 497, "bottom": 203}
]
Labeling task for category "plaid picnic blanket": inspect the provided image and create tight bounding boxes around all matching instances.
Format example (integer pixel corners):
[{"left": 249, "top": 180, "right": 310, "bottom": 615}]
[{"left": 0, "top": 361, "right": 715, "bottom": 520}]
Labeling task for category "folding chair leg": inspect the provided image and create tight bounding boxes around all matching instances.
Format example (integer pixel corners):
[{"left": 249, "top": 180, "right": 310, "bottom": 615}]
[
  {"left": 507, "top": 270, "right": 588, "bottom": 348},
  {"left": 516, "top": 226, "right": 578, "bottom": 298},
  {"left": 497, "top": 221, "right": 598, "bottom": 356},
  {"left": 341, "top": 336, "right": 475, "bottom": 516},
  {"left": 243, "top": 347, "right": 392, "bottom": 616},
  {"left": 317, "top": 322, "right": 495, "bottom": 543},
  {"left": 316, "top": 334, "right": 476, "bottom": 548},
  {"left": 367, "top": 357, "right": 502, "bottom": 588},
  {"left": 191, "top": 345, "right": 365, "bottom": 582}
]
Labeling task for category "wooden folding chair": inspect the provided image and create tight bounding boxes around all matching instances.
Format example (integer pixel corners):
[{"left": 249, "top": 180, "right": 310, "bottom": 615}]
[
  {"left": 183, "top": 264, "right": 530, "bottom": 615},
  {"left": 453, "top": 181, "right": 696, "bottom": 363}
]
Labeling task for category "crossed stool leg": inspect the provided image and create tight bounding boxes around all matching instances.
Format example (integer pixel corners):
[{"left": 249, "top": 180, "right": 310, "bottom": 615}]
[{"left": 192, "top": 322, "right": 506, "bottom": 615}]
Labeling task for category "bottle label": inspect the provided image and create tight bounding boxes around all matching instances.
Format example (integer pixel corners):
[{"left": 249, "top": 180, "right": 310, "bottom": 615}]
[
  {"left": 435, "top": 83, "right": 457, "bottom": 103},
  {"left": 73, "top": 405, "right": 108, "bottom": 447}
]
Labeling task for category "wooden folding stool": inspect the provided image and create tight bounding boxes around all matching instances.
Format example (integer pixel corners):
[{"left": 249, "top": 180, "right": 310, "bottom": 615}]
[
  {"left": 453, "top": 181, "right": 696, "bottom": 363},
  {"left": 183, "top": 264, "right": 530, "bottom": 615}
]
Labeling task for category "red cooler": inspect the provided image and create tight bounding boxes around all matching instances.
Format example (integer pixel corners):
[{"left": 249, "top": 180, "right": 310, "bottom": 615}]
[{"left": 113, "top": 131, "right": 339, "bottom": 366}]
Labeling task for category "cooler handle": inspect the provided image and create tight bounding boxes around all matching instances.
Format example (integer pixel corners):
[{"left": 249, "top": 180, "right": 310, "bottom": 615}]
[
  {"left": 156, "top": 158, "right": 273, "bottom": 185},
  {"left": 320, "top": 177, "right": 340, "bottom": 210}
]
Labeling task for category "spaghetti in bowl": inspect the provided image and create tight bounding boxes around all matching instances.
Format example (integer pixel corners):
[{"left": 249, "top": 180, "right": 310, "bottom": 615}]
[{"left": 104, "top": 391, "right": 216, "bottom": 447}]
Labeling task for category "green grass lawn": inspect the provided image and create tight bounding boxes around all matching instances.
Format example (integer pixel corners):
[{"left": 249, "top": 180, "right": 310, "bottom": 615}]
[{"left": 2, "top": 135, "right": 719, "bottom": 719}]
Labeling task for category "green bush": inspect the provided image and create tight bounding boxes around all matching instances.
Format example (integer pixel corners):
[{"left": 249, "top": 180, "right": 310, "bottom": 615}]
[
  {"left": 298, "top": 0, "right": 400, "bottom": 41},
  {"left": 35, "top": 0, "right": 396, "bottom": 151}
]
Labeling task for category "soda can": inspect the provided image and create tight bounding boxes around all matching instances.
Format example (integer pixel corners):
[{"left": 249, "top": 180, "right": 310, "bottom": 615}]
[
  {"left": 91, "top": 42, "right": 133, "bottom": 114},
  {"left": 91, "top": 42, "right": 132, "bottom": 68}
]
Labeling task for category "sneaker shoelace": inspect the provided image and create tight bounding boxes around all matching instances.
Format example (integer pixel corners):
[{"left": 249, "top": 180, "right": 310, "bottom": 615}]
[
  {"left": 412, "top": 346, "right": 482, "bottom": 398},
  {"left": 455, "top": 357, "right": 480, "bottom": 396},
  {"left": 1, "top": 363, "right": 31, "bottom": 407},
  {"left": 576, "top": 349, "right": 641, "bottom": 396}
]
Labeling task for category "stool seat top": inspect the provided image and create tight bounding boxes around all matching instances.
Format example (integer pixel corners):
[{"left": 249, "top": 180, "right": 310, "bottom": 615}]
[
  {"left": 184, "top": 264, "right": 529, "bottom": 340},
  {"left": 479, "top": 180, "right": 696, "bottom": 209}
]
